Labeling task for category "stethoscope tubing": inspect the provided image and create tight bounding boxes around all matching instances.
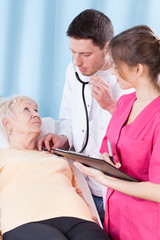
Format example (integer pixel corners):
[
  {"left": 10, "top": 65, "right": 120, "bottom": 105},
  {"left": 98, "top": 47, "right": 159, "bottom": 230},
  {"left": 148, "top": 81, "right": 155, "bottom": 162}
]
[
  {"left": 72, "top": 57, "right": 107, "bottom": 153},
  {"left": 79, "top": 82, "right": 89, "bottom": 153},
  {"left": 73, "top": 62, "right": 89, "bottom": 153}
]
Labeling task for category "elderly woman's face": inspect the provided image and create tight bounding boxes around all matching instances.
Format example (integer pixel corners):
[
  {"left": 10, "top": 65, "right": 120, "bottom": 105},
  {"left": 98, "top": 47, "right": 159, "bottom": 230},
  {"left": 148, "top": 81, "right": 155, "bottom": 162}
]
[{"left": 11, "top": 98, "right": 42, "bottom": 136}]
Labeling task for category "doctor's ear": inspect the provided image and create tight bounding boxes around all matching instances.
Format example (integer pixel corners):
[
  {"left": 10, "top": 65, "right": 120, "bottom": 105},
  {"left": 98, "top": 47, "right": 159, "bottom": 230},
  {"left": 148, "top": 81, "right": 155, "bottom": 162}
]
[{"left": 105, "top": 42, "right": 109, "bottom": 52}]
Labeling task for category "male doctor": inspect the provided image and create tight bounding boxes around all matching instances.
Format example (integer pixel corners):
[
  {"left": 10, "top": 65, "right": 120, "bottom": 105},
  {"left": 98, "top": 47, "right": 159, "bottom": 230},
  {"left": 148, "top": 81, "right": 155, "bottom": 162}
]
[{"left": 38, "top": 9, "right": 132, "bottom": 223}]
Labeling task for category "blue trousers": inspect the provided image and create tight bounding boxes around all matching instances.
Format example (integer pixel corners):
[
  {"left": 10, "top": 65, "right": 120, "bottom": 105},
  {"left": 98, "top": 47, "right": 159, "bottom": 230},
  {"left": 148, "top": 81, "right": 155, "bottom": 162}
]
[{"left": 92, "top": 195, "right": 105, "bottom": 224}]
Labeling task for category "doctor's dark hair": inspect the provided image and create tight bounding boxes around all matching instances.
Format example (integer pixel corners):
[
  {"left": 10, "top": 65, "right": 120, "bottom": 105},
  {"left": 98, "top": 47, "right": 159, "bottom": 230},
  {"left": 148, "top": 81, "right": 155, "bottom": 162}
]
[
  {"left": 67, "top": 9, "right": 114, "bottom": 49},
  {"left": 109, "top": 25, "right": 160, "bottom": 89}
]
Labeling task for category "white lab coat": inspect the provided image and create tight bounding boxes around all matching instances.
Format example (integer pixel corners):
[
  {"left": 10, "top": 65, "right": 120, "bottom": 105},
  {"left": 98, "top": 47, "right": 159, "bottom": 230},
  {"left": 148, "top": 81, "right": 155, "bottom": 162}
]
[{"left": 58, "top": 62, "right": 133, "bottom": 205}]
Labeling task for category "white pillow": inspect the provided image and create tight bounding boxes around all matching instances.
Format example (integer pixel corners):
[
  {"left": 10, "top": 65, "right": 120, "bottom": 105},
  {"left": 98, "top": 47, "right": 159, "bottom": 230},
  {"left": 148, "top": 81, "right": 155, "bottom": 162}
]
[
  {"left": 0, "top": 117, "right": 56, "bottom": 149},
  {"left": 0, "top": 132, "right": 10, "bottom": 149}
]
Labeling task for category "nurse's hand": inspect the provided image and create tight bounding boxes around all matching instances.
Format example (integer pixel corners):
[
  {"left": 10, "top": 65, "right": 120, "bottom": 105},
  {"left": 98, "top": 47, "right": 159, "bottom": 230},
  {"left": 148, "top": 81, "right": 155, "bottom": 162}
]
[
  {"left": 37, "top": 133, "right": 69, "bottom": 151},
  {"left": 74, "top": 161, "right": 116, "bottom": 188},
  {"left": 74, "top": 152, "right": 121, "bottom": 186},
  {"left": 89, "top": 76, "right": 116, "bottom": 114},
  {"left": 74, "top": 161, "right": 105, "bottom": 181},
  {"left": 100, "top": 152, "right": 121, "bottom": 169}
]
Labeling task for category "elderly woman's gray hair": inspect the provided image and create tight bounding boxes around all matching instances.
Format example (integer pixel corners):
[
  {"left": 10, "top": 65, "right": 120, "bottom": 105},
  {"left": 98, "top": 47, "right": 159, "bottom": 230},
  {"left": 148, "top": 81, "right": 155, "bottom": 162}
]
[{"left": 0, "top": 95, "right": 36, "bottom": 138}]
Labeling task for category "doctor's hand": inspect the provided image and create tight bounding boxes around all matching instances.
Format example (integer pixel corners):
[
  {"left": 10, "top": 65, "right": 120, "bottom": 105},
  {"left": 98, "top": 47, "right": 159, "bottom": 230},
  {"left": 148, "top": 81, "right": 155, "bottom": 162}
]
[
  {"left": 89, "top": 76, "right": 117, "bottom": 114},
  {"left": 37, "top": 133, "right": 69, "bottom": 152}
]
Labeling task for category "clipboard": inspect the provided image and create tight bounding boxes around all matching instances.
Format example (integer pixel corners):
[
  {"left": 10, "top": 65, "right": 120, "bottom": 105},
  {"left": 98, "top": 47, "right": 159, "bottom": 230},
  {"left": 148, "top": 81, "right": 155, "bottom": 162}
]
[{"left": 50, "top": 149, "right": 138, "bottom": 182}]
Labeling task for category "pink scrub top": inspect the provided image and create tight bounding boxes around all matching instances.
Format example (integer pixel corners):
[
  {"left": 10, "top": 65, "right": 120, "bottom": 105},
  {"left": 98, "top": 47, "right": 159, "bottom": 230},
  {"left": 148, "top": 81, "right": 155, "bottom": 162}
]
[{"left": 100, "top": 92, "right": 160, "bottom": 240}]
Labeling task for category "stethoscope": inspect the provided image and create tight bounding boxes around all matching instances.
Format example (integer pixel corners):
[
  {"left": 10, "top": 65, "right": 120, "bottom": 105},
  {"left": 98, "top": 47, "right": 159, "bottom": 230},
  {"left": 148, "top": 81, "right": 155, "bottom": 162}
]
[
  {"left": 72, "top": 58, "right": 107, "bottom": 153},
  {"left": 72, "top": 59, "right": 89, "bottom": 153}
]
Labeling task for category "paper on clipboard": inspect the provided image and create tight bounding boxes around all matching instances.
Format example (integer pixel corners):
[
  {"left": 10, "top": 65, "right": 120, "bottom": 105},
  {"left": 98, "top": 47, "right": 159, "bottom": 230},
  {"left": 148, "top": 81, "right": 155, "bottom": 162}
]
[{"left": 51, "top": 149, "right": 138, "bottom": 182}]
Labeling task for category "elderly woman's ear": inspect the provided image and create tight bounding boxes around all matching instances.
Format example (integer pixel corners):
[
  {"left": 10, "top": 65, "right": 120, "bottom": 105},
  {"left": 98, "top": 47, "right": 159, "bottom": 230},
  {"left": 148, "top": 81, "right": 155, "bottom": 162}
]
[{"left": 2, "top": 117, "right": 13, "bottom": 136}]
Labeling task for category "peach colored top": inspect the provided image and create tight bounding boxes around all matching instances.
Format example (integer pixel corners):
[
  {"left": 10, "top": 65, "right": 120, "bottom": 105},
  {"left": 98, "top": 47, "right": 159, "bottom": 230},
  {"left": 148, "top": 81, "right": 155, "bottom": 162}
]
[{"left": 0, "top": 149, "right": 93, "bottom": 234}]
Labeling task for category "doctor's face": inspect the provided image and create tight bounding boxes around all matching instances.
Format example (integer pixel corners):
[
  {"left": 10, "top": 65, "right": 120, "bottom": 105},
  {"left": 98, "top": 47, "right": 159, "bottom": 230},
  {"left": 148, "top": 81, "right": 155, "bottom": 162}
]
[{"left": 70, "top": 38, "right": 108, "bottom": 76}]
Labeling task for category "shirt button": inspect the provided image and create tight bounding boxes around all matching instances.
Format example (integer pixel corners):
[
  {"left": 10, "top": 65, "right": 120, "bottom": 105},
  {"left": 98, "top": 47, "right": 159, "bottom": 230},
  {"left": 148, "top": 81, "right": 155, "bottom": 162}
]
[{"left": 82, "top": 129, "right": 84, "bottom": 132}]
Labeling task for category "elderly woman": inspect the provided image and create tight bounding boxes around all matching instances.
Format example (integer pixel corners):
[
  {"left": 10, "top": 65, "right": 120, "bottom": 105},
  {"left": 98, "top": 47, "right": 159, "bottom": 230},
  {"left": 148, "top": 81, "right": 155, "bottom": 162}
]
[{"left": 0, "top": 95, "right": 108, "bottom": 240}]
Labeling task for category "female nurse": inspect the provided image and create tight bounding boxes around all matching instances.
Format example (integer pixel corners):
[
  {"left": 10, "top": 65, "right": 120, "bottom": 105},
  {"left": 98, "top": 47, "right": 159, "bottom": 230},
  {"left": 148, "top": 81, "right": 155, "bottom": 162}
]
[{"left": 75, "top": 25, "right": 160, "bottom": 240}]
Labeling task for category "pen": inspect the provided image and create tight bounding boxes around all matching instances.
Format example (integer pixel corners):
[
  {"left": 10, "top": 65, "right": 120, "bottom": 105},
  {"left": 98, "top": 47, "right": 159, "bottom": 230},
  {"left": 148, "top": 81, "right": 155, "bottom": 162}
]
[{"left": 107, "top": 140, "right": 115, "bottom": 164}]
